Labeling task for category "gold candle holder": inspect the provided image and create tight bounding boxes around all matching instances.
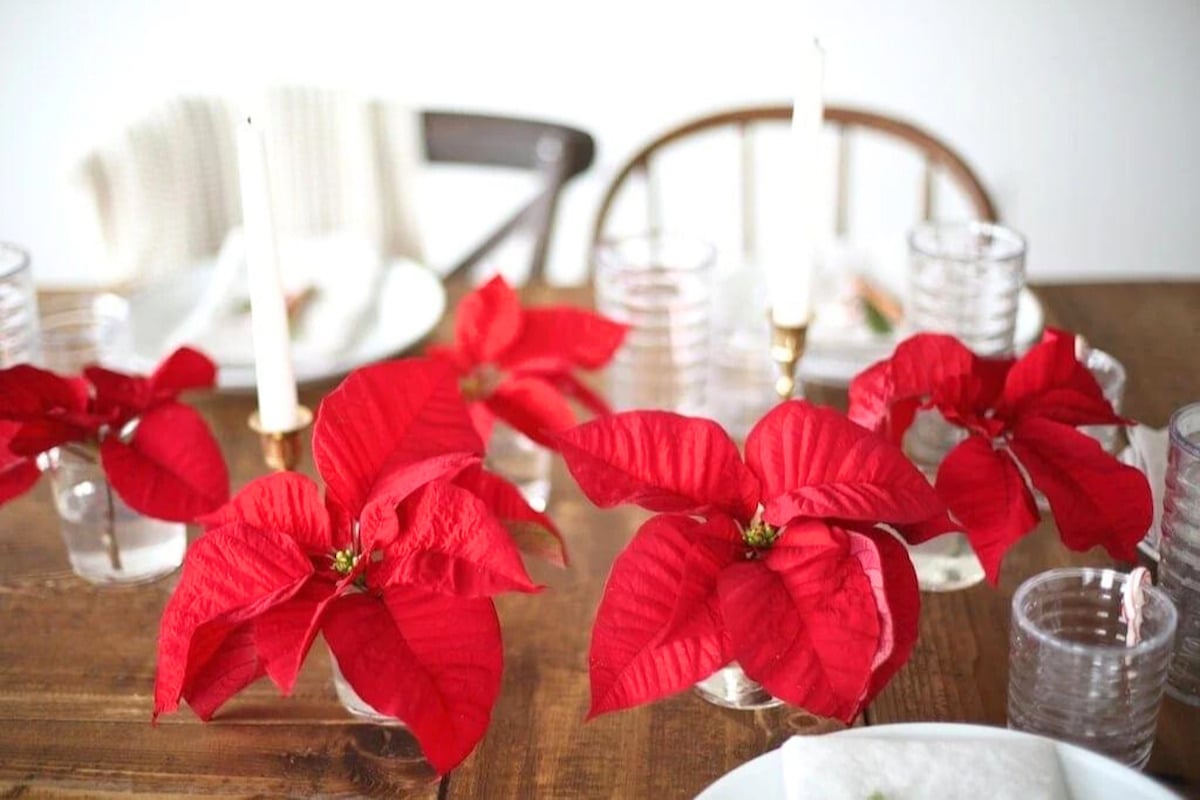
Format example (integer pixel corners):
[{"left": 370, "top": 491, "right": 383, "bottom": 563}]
[
  {"left": 248, "top": 405, "right": 314, "bottom": 472},
  {"left": 769, "top": 316, "right": 811, "bottom": 400}
]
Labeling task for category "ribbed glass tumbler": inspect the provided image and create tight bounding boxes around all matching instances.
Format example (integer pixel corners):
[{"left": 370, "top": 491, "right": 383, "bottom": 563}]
[
  {"left": 0, "top": 243, "right": 40, "bottom": 367},
  {"left": 1160, "top": 401, "right": 1200, "bottom": 706},
  {"left": 593, "top": 234, "right": 714, "bottom": 415},
  {"left": 1007, "top": 568, "right": 1177, "bottom": 769}
]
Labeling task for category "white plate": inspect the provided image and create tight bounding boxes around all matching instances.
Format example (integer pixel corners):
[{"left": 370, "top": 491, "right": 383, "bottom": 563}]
[
  {"left": 127, "top": 258, "right": 445, "bottom": 392},
  {"left": 697, "top": 723, "right": 1179, "bottom": 800},
  {"left": 798, "top": 288, "right": 1045, "bottom": 387}
]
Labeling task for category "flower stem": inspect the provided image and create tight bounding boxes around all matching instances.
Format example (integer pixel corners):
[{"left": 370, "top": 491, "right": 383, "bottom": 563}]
[{"left": 102, "top": 476, "right": 123, "bottom": 573}]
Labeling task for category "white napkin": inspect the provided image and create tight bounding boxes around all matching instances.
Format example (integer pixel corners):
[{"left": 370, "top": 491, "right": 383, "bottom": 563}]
[
  {"left": 1120, "top": 424, "right": 1170, "bottom": 557},
  {"left": 163, "top": 231, "right": 383, "bottom": 366},
  {"left": 781, "top": 735, "right": 1071, "bottom": 800}
]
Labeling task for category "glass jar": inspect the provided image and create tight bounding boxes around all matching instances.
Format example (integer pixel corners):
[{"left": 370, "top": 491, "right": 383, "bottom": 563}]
[
  {"left": 1160, "top": 402, "right": 1200, "bottom": 706},
  {"left": 330, "top": 649, "right": 407, "bottom": 726},
  {"left": 46, "top": 447, "right": 186, "bottom": 585},
  {"left": 0, "top": 243, "right": 40, "bottom": 367},
  {"left": 485, "top": 423, "right": 552, "bottom": 512},
  {"left": 693, "top": 662, "right": 782, "bottom": 710}
]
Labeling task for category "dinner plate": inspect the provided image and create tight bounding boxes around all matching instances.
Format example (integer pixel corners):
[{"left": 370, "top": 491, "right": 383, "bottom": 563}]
[
  {"left": 798, "top": 288, "right": 1045, "bottom": 387},
  {"left": 696, "top": 723, "right": 1179, "bottom": 800},
  {"left": 127, "top": 257, "right": 445, "bottom": 392}
]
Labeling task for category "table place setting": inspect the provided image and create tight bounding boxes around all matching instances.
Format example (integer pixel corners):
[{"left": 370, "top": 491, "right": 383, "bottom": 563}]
[{"left": 2, "top": 23, "right": 1200, "bottom": 800}]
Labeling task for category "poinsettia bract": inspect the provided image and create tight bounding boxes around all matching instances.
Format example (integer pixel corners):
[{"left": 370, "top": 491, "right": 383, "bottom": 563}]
[
  {"left": 848, "top": 329, "right": 1152, "bottom": 583},
  {"left": 154, "top": 357, "right": 564, "bottom": 774},
  {"left": 0, "top": 347, "right": 228, "bottom": 520},
  {"left": 557, "top": 401, "right": 946, "bottom": 722},
  {"left": 429, "top": 275, "right": 626, "bottom": 447}
]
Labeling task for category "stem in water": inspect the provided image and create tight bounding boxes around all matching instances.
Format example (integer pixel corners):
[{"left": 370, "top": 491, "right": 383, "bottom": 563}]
[{"left": 102, "top": 478, "right": 123, "bottom": 572}]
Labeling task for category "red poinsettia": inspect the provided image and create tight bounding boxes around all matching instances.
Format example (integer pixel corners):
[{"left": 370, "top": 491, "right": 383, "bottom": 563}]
[
  {"left": 848, "top": 329, "right": 1152, "bottom": 583},
  {"left": 556, "top": 400, "right": 949, "bottom": 722},
  {"left": 0, "top": 347, "right": 228, "bottom": 520},
  {"left": 429, "top": 275, "right": 626, "bottom": 448},
  {"left": 154, "top": 357, "right": 563, "bottom": 774}
]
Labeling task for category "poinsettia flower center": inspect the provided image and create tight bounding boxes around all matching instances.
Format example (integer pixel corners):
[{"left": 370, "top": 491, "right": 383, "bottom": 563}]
[
  {"left": 742, "top": 519, "right": 780, "bottom": 552},
  {"left": 330, "top": 547, "right": 359, "bottom": 575},
  {"left": 459, "top": 363, "right": 504, "bottom": 401}
]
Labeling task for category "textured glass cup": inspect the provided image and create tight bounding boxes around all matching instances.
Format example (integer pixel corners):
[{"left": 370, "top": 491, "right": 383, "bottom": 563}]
[
  {"left": 46, "top": 447, "right": 186, "bottom": 585},
  {"left": 594, "top": 234, "right": 714, "bottom": 415},
  {"left": 1007, "top": 568, "right": 1177, "bottom": 768},
  {"left": 331, "top": 650, "right": 406, "bottom": 726},
  {"left": 485, "top": 423, "right": 552, "bottom": 512},
  {"left": 39, "top": 293, "right": 131, "bottom": 374},
  {"left": 0, "top": 243, "right": 40, "bottom": 367},
  {"left": 1160, "top": 402, "right": 1200, "bottom": 706},
  {"left": 903, "top": 221, "right": 1026, "bottom": 591},
  {"left": 908, "top": 221, "right": 1026, "bottom": 356}
]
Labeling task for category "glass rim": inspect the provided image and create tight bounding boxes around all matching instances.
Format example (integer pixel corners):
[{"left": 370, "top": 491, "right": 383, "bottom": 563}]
[
  {"left": 0, "top": 242, "right": 31, "bottom": 281},
  {"left": 908, "top": 220, "right": 1026, "bottom": 264},
  {"left": 1012, "top": 567, "right": 1177, "bottom": 657},
  {"left": 592, "top": 230, "right": 717, "bottom": 272},
  {"left": 1169, "top": 401, "right": 1200, "bottom": 460}
]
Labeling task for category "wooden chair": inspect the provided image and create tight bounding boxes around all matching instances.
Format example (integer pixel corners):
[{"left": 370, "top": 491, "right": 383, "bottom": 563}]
[
  {"left": 75, "top": 92, "right": 594, "bottom": 287},
  {"left": 591, "top": 104, "right": 996, "bottom": 263}
]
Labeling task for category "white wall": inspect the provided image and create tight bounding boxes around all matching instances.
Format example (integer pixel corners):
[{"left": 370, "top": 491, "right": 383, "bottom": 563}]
[{"left": 2, "top": 0, "right": 1198, "bottom": 286}]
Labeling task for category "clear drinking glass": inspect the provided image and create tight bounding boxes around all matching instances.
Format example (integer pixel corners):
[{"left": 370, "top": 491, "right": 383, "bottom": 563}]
[
  {"left": 1079, "top": 347, "right": 1127, "bottom": 454},
  {"left": 485, "top": 423, "right": 552, "bottom": 512},
  {"left": 593, "top": 233, "right": 715, "bottom": 415},
  {"left": 46, "top": 447, "right": 187, "bottom": 585},
  {"left": 904, "top": 221, "right": 1027, "bottom": 591},
  {"left": 694, "top": 662, "right": 782, "bottom": 710},
  {"left": 330, "top": 649, "right": 406, "bottom": 726},
  {"left": 1160, "top": 402, "right": 1200, "bottom": 706},
  {"left": 0, "top": 243, "right": 40, "bottom": 367},
  {"left": 38, "top": 293, "right": 132, "bottom": 373},
  {"left": 1007, "top": 568, "right": 1177, "bottom": 768}
]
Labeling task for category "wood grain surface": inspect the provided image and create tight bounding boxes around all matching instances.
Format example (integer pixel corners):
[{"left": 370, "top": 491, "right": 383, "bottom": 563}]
[{"left": 1, "top": 282, "right": 1197, "bottom": 798}]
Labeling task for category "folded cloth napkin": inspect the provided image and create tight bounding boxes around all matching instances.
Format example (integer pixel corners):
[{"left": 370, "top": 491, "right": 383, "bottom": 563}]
[
  {"left": 164, "top": 230, "right": 384, "bottom": 367},
  {"left": 1120, "top": 424, "right": 1170, "bottom": 558},
  {"left": 781, "top": 735, "right": 1071, "bottom": 800}
]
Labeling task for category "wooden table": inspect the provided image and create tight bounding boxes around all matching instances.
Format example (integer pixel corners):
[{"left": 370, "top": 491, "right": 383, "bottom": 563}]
[{"left": 1, "top": 282, "right": 1197, "bottom": 798}]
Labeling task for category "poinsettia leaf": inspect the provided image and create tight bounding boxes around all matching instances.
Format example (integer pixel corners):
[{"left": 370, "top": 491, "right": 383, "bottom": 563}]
[
  {"left": 7, "top": 419, "right": 88, "bottom": 456},
  {"left": 101, "top": 401, "right": 229, "bottom": 522},
  {"left": 934, "top": 434, "right": 1039, "bottom": 584},
  {"left": 0, "top": 364, "right": 90, "bottom": 419},
  {"left": 0, "top": 421, "right": 40, "bottom": 504},
  {"left": 456, "top": 275, "right": 524, "bottom": 364},
  {"left": 253, "top": 575, "right": 340, "bottom": 695},
  {"left": 588, "top": 514, "right": 732, "bottom": 718},
  {"left": 85, "top": 366, "right": 152, "bottom": 418},
  {"left": 998, "top": 329, "right": 1112, "bottom": 424},
  {"left": 846, "top": 526, "right": 921, "bottom": 705},
  {"left": 322, "top": 587, "right": 504, "bottom": 775},
  {"left": 199, "top": 472, "right": 336, "bottom": 556},
  {"left": 182, "top": 623, "right": 265, "bottom": 720},
  {"left": 748, "top": 401, "right": 946, "bottom": 529},
  {"left": 500, "top": 307, "right": 627, "bottom": 372},
  {"left": 154, "top": 521, "right": 314, "bottom": 718},
  {"left": 486, "top": 375, "right": 578, "bottom": 448},
  {"left": 539, "top": 372, "right": 613, "bottom": 418},
  {"left": 150, "top": 347, "right": 217, "bottom": 397},
  {"left": 368, "top": 480, "right": 539, "bottom": 597},
  {"left": 1009, "top": 417, "right": 1151, "bottom": 562},
  {"left": 848, "top": 334, "right": 978, "bottom": 439},
  {"left": 657, "top": 514, "right": 742, "bottom": 644},
  {"left": 353, "top": 452, "right": 483, "bottom": 553},
  {"left": 720, "top": 520, "right": 880, "bottom": 722},
  {"left": 313, "top": 358, "right": 483, "bottom": 516},
  {"left": 557, "top": 411, "right": 760, "bottom": 521},
  {"left": 453, "top": 464, "right": 567, "bottom": 567}
]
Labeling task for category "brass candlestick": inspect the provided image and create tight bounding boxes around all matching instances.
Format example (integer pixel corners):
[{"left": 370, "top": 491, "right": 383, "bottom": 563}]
[
  {"left": 248, "top": 405, "right": 313, "bottom": 472},
  {"left": 769, "top": 316, "right": 811, "bottom": 400}
]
